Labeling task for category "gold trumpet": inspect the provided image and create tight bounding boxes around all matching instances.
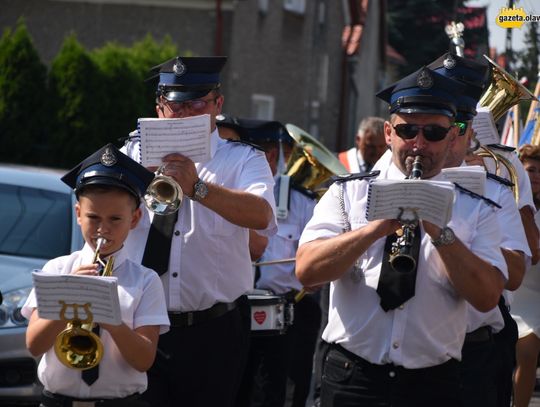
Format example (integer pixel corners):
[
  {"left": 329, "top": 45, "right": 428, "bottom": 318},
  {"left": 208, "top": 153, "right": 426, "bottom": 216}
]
[{"left": 54, "top": 237, "right": 114, "bottom": 370}]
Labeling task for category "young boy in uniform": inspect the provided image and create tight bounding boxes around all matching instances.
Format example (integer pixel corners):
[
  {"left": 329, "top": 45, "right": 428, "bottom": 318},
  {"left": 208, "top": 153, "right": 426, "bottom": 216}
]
[{"left": 22, "top": 143, "right": 170, "bottom": 407}]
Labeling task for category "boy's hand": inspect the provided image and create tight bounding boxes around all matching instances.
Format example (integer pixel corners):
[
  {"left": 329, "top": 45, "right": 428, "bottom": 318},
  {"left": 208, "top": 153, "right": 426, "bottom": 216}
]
[{"left": 71, "top": 263, "right": 100, "bottom": 276}]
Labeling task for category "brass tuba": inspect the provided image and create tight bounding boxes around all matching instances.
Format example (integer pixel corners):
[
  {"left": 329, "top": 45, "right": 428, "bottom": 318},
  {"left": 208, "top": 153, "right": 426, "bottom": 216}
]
[
  {"left": 476, "top": 146, "right": 519, "bottom": 202},
  {"left": 285, "top": 124, "right": 348, "bottom": 199},
  {"left": 54, "top": 237, "right": 114, "bottom": 370},
  {"left": 144, "top": 166, "right": 183, "bottom": 216},
  {"left": 479, "top": 55, "right": 536, "bottom": 122}
]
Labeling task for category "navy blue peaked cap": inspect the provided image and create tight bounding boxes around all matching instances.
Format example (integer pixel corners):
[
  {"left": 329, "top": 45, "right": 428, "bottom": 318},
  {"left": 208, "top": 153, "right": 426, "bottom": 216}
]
[
  {"left": 216, "top": 115, "right": 294, "bottom": 145},
  {"left": 427, "top": 53, "right": 490, "bottom": 121},
  {"left": 61, "top": 143, "right": 154, "bottom": 200},
  {"left": 149, "top": 56, "right": 227, "bottom": 102},
  {"left": 376, "top": 67, "right": 466, "bottom": 117}
]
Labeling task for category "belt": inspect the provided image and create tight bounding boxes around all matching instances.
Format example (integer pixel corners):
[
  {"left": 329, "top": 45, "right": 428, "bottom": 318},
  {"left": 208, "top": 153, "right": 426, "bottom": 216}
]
[
  {"left": 464, "top": 326, "right": 493, "bottom": 343},
  {"left": 41, "top": 390, "right": 141, "bottom": 407},
  {"left": 168, "top": 300, "right": 238, "bottom": 328}
]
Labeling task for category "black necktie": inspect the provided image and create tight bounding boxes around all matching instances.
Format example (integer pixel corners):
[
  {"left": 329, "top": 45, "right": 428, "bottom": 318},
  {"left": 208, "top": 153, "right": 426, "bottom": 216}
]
[
  {"left": 142, "top": 212, "right": 178, "bottom": 276},
  {"left": 81, "top": 325, "right": 100, "bottom": 385},
  {"left": 376, "top": 226, "right": 421, "bottom": 311}
]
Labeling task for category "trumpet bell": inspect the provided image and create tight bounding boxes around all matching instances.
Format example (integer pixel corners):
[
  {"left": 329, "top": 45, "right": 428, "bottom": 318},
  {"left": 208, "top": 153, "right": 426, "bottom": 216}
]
[
  {"left": 144, "top": 175, "right": 183, "bottom": 215},
  {"left": 54, "top": 320, "right": 104, "bottom": 370},
  {"left": 285, "top": 124, "right": 348, "bottom": 198},
  {"left": 480, "top": 55, "right": 537, "bottom": 122}
]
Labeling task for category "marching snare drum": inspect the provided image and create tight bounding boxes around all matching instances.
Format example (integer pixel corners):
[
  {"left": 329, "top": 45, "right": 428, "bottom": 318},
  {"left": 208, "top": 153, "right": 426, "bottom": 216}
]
[{"left": 247, "top": 289, "right": 294, "bottom": 336}]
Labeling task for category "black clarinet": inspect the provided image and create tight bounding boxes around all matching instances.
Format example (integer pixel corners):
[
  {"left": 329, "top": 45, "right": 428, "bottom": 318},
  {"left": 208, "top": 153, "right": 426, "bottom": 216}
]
[{"left": 389, "top": 156, "right": 423, "bottom": 273}]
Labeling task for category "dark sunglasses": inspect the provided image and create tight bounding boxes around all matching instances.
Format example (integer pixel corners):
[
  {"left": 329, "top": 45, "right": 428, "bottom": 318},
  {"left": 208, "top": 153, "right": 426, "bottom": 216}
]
[{"left": 392, "top": 124, "right": 452, "bottom": 142}]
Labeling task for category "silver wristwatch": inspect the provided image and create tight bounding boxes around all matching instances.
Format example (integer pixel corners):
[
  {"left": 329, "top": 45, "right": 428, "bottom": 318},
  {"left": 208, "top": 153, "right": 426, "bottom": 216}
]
[
  {"left": 431, "top": 226, "right": 456, "bottom": 247},
  {"left": 191, "top": 179, "right": 208, "bottom": 201}
]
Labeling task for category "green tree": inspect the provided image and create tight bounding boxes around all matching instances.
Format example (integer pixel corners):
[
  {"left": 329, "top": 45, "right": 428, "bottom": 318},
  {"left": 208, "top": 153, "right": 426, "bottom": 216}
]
[
  {"left": 129, "top": 34, "right": 181, "bottom": 118},
  {"left": 0, "top": 19, "right": 48, "bottom": 164},
  {"left": 47, "top": 34, "right": 106, "bottom": 168},
  {"left": 91, "top": 43, "right": 146, "bottom": 145}
]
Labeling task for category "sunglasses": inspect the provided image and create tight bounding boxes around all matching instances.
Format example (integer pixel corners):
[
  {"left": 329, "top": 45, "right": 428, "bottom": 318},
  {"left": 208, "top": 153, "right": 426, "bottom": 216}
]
[
  {"left": 392, "top": 124, "right": 452, "bottom": 142},
  {"left": 162, "top": 96, "right": 218, "bottom": 113}
]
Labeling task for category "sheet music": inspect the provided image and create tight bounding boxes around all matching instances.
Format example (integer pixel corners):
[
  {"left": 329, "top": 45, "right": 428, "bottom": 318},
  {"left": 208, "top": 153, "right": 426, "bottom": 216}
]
[
  {"left": 366, "top": 179, "right": 455, "bottom": 228},
  {"left": 442, "top": 165, "right": 486, "bottom": 195},
  {"left": 32, "top": 271, "right": 122, "bottom": 325},
  {"left": 471, "top": 107, "right": 500, "bottom": 145},
  {"left": 138, "top": 114, "right": 211, "bottom": 166}
]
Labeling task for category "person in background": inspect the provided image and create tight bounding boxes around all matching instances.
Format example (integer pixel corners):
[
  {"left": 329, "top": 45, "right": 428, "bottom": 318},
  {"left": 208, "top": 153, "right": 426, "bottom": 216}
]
[
  {"left": 22, "top": 143, "right": 169, "bottom": 407},
  {"left": 338, "top": 116, "right": 386, "bottom": 173},
  {"left": 122, "top": 56, "right": 277, "bottom": 407},
  {"left": 428, "top": 52, "right": 529, "bottom": 407},
  {"left": 218, "top": 117, "right": 321, "bottom": 407},
  {"left": 511, "top": 144, "right": 540, "bottom": 407}
]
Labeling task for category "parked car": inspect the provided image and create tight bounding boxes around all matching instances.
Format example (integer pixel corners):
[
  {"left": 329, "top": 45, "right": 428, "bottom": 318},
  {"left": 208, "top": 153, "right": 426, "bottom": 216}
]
[{"left": 0, "top": 164, "right": 83, "bottom": 405}]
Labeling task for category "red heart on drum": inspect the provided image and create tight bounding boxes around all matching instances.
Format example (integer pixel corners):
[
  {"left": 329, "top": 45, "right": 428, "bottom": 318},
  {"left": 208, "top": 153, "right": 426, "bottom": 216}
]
[{"left": 253, "top": 311, "right": 267, "bottom": 325}]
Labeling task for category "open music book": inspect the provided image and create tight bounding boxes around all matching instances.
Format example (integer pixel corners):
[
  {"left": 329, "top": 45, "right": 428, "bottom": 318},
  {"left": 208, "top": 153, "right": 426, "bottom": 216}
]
[
  {"left": 471, "top": 106, "right": 500, "bottom": 145},
  {"left": 366, "top": 179, "right": 455, "bottom": 228},
  {"left": 441, "top": 165, "right": 486, "bottom": 196},
  {"left": 138, "top": 114, "right": 211, "bottom": 166},
  {"left": 31, "top": 271, "right": 122, "bottom": 325}
]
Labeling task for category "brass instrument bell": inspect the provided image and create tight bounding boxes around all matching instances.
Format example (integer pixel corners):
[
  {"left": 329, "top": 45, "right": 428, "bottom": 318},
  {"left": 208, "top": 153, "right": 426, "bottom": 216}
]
[
  {"left": 285, "top": 124, "right": 348, "bottom": 199},
  {"left": 54, "top": 302, "right": 104, "bottom": 370},
  {"left": 144, "top": 165, "right": 183, "bottom": 215},
  {"left": 479, "top": 55, "right": 536, "bottom": 122}
]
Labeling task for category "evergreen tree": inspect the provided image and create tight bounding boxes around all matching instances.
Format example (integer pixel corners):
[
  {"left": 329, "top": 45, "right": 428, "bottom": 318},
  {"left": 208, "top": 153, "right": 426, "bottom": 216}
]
[
  {"left": 47, "top": 34, "right": 106, "bottom": 168},
  {"left": 129, "top": 34, "right": 181, "bottom": 117},
  {"left": 91, "top": 43, "right": 146, "bottom": 145},
  {"left": 0, "top": 19, "right": 48, "bottom": 164}
]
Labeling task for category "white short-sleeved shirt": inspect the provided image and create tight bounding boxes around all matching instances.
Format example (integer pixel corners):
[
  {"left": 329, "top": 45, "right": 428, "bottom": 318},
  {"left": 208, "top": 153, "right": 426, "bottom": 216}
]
[
  {"left": 256, "top": 186, "right": 316, "bottom": 294},
  {"left": 122, "top": 129, "right": 277, "bottom": 311},
  {"left": 464, "top": 177, "right": 530, "bottom": 333},
  {"left": 21, "top": 244, "right": 170, "bottom": 399},
  {"left": 299, "top": 161, "right": 507, "bottom": 369}
]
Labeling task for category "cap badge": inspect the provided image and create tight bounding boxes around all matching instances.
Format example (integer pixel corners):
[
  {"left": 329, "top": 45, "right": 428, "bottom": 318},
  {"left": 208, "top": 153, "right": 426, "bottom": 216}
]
[
  {"left": 101, "top": 147, "right": 117, "bottom": 167},
  {"left": 173, "top": 58, "right": 187, "bottom": 77},
  {"left": 443, "top": 54, "right": 457, "bottom": 69},
  {"left": 417, "top": 69, "right": 434, "bottom": 89}
]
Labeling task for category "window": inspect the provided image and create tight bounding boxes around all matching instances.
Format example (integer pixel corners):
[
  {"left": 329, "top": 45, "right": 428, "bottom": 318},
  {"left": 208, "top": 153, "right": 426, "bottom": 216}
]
[
  {"left": 0, "top": 185, "right": 72, "bottom": 259},
  {"left": 251, "top": 94, "right": 275, "bottom": 120}
]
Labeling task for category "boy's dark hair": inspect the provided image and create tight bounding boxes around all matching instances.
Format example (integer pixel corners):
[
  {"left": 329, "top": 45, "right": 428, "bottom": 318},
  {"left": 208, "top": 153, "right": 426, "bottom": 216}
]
[{"left": 77, "top": 184, "right": 140, "bottom": 209}]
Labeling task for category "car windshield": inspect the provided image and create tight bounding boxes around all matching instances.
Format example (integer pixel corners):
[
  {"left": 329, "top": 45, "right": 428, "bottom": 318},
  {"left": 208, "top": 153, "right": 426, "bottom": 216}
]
[{"left": 0, "top": 183, "right": 72, "bottom": 259}]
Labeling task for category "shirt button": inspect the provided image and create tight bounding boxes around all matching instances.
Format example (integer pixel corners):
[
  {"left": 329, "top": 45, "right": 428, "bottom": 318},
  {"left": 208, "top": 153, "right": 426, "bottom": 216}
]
[
  {"left": 399, "top": 304, "right": 404, "bottom": 310},
  {"left": 174, "top": 230, "right": 180, "bottom": 236},
  {"left": 389, "top": 370, "right": 396, "bottom": 378},
  {"left": 392, "top": 342, "right": 399, "bottom": 349},
  {"left": 172, "top": 272, "right": 178, "bottom": 278}
]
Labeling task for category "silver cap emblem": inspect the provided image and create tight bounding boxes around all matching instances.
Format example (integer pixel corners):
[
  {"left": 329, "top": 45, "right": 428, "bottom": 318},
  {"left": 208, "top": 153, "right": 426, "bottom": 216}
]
[
  {"left": 417, "top": 69, "right": 434, "bottom": 89},
  {"left": 443, "top": 54, "right": 457, "bottom": 69},
  {"left": 173, "top": 58, "right": 186, "bottom": 77},
  {"left": 101, "top": 147, "right": 117, "bottom": 167}
]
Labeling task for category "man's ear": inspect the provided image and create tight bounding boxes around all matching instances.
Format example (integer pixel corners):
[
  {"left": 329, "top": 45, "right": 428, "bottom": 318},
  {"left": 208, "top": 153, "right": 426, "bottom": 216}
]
[
  {"left": 384, "top": 121, "right": 393, "bottom": 146},
  {"left": 131, "top": 207, "right": 142, "bottom": 229}
]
